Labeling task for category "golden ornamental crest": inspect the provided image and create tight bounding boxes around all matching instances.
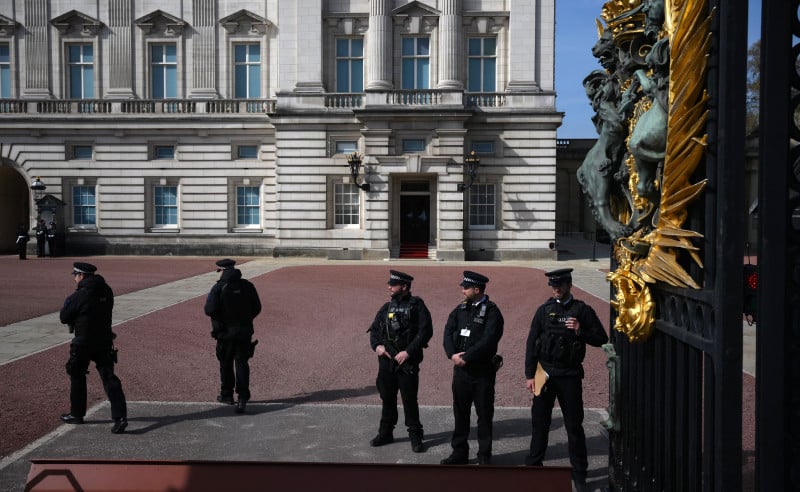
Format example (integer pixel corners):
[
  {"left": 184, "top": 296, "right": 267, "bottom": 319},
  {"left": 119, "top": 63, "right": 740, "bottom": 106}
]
[{"left": 579, "top": 0, "right": 711, "bottom": 342}]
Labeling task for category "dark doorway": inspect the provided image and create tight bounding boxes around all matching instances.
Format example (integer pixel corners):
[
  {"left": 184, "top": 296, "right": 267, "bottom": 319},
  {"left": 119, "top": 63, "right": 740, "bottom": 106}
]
[
  {"left": 399, "top": 195, "right": 430, "bottom": 258},
  {"left": 0, "top": 166, "right": 30, "bottom": 253}
]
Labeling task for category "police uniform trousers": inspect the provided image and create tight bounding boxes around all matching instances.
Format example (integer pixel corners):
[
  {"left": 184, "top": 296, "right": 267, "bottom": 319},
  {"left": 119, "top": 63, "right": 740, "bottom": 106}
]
[
  {"left": 450, "top": 364, "right": 496, "bottom": 459},
  {"left": 375, "top": 356, "right": 422, "bottom": 435},
  {"left": 67, "top": 344, "right": 127, "bottom": 420},
  {"left": 216, "top": 339, "right": 251, "bottom": 401},
  {"left": 525, "top": 375, "right": 588, "bottom": 480}
]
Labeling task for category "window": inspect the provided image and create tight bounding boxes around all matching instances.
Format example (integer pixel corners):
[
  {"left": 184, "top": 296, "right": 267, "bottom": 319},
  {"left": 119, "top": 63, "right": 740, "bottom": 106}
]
[
  {"left": 335, "top": 38, "right": 363, "bottom": 93},
  {"left": 236, "top": 186, "right": 260, "bottom": 226},
  {"left": 234, "top": 43, "right": 261, "bottom": 98},
  {"left": 70, "top": 145, "right": 93, "bottom": 160},
  {"left": 401, "top": 37, "right": 429, "bottom": 90},
  {"left": 471, "top": 141, "right": 496, "bottom": 155},
  {"left": 335, "top": 140, "right": 358, "bottom": 154},
  {"left": 469, "top": 183, "right": 496, "bottom": 229},
  {"left": 153, "top": 145, "right": 175, "bottom": 159},
  {"left": 0, "top": 43, "right": 10, "bottom": 98},
  {"left": 154, "top": 185, "right": 178, "bottom": 226},
  {"left": 236, "top": 145, "right": 259, "bottom": 159},
  {"left": 67, "top": 44, "right": 94, "bottom": 98},
  {"left": 72, "top": 186, "right": 96, "bottom": 226},
  {"left": 467, "top": 37, "right": 496, "bottom": 92},
  {"left": 151, "top": 44, "right": 177, "bottom": 99},
  {"left": 334, "top": 182, "right": 360, "bottom": 227},
  {"left": 402, "top": 139, "right": 426, "bottom": 153}
]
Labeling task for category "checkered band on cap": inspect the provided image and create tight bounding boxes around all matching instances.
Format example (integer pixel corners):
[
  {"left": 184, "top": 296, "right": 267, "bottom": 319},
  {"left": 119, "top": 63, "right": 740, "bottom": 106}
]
[
  {"left": 388, "top": 270, "right": 413, "bottom": 285},
  {"left": 460, "top": 270, "right": 488, "bottom": 287}
]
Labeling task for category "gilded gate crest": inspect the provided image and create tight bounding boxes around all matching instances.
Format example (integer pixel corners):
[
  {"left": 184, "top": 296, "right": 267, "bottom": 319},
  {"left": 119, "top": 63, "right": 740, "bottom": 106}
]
[{"left": 578, "top": 0, "right": 712, "bottom": 342}]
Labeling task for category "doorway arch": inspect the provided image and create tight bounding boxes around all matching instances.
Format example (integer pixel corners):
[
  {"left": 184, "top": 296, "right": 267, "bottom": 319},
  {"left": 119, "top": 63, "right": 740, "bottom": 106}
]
[{"left": 0, "top": 163, "right": 31, "bottom": 253}]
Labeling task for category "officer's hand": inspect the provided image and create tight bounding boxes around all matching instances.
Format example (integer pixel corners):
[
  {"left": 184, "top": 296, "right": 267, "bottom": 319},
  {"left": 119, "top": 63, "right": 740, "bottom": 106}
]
[
  {"left": 452, "top": 352, "right": 466, "bottom": 367},
  {"left": 565, "top": 317, "right": 581, "bottom": 335},
  {"left": 395, "top": 351, "right": 409, "bottom": 365},
  {"left": 526, "top": 378, "right": 536, "bottom": 394},
  {"left": 376, "top": 345, "right": 391, "bottom": 358}
]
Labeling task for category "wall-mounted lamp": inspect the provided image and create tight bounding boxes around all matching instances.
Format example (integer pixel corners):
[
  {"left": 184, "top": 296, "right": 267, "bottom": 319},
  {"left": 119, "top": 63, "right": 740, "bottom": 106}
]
[
  {"left": 30, "top": 176, "right": 47, "bottom": 202},
  {"left": 458, "top": 150, "right": 480, "bottom": 192},
  {"left": 346, "top": 152, "right": 371, "bottom": 191}
]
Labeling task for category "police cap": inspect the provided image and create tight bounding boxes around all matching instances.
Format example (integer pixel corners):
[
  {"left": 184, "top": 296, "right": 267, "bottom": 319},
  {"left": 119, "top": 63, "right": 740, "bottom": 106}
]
[
  {"left": 72, "top": 262, "right": 97, "bottom": 275},
  {"left": 388, "top": 270, "right": 413, "bottom": 286},
  {"left": 460, "top": 270, "right": 489, "bottom": 288},
  {"left": 545, "top": 268, "right": 573, "bottom": 286},
  {"left": 215, "top": 258, "right": 236, "bottom": 272}
]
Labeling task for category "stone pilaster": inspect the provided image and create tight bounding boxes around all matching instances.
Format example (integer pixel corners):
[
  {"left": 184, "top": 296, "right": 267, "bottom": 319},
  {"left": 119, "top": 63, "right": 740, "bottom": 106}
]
[
  {"left": 107, "top": 0, "right": 134, "bottom": 98},
  {"left": 190, "top": 0, "right": 218, "bottom": 98},
  {"left": 294, "top": 0, "right": 324, "bottom": 92},
  {"left": 22, "top": 0, "right": 51, "bottom": 97},
  {"left": 507, "top": 0, "right": 539, "bottom": 92},
  {"left": 437, "top": 0, "right": 463, "bottom": 90},
  {"left": 366, "top": 0, "right": 392, "bottom": 90}
]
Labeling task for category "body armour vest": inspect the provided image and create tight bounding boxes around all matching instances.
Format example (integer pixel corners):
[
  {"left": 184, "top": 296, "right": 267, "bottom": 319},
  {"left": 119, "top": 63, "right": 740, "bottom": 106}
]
[
  {"left": 534, "top": 300, "right": 587, "bottom": 368},
  {"left": 456, "top": 301, "right": 489, "bottom": 352},
  {"left": 383, "top": 296, "right": 420, "bottom": 350}
]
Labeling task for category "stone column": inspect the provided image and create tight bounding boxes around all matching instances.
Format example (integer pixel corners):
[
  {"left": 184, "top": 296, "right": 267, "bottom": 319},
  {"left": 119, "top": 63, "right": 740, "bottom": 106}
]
[
  {"left": 437, "top": 0, "right": 463, "bottom": 90},
  {"left": 22, "top": 0, "right": 51, "bottom": 97},
  {"left": 366, "top": 0, "right": 393, "bottom": 90},
  {"left": 190, "top": 0, "right": 218, "bottom": 98},
  {"left": 107, "top": 0, "right": 135, "bottom": 98},
  {"left": 507, "top": 0, "right": 539, "bottom": 92}
]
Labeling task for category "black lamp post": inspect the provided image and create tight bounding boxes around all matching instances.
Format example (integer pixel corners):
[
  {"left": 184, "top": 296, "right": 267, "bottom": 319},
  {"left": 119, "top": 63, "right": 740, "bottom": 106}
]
[
  {"left": 346, "top": 152, "right": 371, "bottom": 191},
  {"left": 458, "top": 150, "right": 480, "bottom": 192},
  {"left": 30, "top": 176, "right": 46, "bottom": 217}
]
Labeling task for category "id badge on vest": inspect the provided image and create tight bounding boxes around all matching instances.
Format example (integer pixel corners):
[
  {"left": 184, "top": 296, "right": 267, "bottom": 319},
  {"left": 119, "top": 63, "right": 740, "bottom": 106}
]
[{"left": 460, "top": 328, "right": 471, "bottom": 337}]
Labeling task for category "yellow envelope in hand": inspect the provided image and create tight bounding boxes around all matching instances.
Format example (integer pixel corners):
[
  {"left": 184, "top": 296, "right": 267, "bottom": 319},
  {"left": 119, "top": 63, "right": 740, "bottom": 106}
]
[{"left": 534, "top": 362, "right": 549, "bottom": 397}]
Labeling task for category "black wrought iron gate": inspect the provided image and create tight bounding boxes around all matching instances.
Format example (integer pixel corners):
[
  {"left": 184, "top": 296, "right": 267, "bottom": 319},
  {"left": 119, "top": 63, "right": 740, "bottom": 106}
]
[{"left": 607, "top": 0, "right": 749, "bottom": 490}]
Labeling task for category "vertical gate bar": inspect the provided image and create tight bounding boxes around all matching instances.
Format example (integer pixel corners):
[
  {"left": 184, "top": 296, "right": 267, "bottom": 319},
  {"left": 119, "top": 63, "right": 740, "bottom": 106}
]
[
  {"left": 653, "top": 332, "right": 665, "bottom": 491},
  {"left": 715, "top": 0, "right": 747, "bottom": 489},
  {"left": 642, "top": 339, "right": 654, "bottom": 489},
  {"left": 686, "top": 347, "right": 702, "bottom": 491},
  {"left": 663, "top": 335, "right": 675, "bottom": 492},
  {"left": 755, "top": 0, "right": 794, "bottom": 489},
  {"left": 675, "top": 339, "right": 686, "bottom": 489},
  {"left": 702, "top": 353, "right": 716, "bottom": 491},
  {"left": 635, "top": 340, "right": 645, "bottom": 487}
]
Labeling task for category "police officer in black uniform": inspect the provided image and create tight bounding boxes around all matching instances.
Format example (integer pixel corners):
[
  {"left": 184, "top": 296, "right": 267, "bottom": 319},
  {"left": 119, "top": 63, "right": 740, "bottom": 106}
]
[
  {"left": 59, "top": 262, "right": 128, "bottom": 434},
  {"left": 441, "top": 271, "right": 504, "bottom": 465},
  {"left": 35, "top": 219, "right": 47, "bottom": 257},
  {"left": 524, "top": 268, "right": 608, "bottom": 490},
  {"left": 204, "top": 259, "right": 262, "bottom": 414},
  {"left": 15, "top": 223, "right": 29, "bottom": 260},
  {"left": 368, "top": 270, "right": 433, "bottom": 453}
]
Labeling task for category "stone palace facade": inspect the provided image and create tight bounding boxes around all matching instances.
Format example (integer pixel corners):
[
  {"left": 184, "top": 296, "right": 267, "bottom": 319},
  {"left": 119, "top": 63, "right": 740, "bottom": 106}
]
[{"left": 0, "top": 0, "right": 562, "bottom": 260}]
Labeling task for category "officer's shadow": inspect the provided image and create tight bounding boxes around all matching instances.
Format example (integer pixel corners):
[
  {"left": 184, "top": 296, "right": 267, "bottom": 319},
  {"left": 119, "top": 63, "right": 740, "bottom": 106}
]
[{"left": 118, "top": 385, "right": 377, "bottom": 435}]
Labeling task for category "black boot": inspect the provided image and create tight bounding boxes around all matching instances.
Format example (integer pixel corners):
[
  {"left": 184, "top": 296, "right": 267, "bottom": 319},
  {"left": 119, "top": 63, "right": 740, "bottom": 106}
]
[
  {"left": 370, "top": 428, "right": 394, "bottom": 447},
  {"left": 409, "top": 431, "right": 425, "bottom": 453},
  {"left": 440, "top": 453, "right": 468, "bottom": 465},
  {"left": 235, "top": 399, "right": 247, "bottom": 414}
]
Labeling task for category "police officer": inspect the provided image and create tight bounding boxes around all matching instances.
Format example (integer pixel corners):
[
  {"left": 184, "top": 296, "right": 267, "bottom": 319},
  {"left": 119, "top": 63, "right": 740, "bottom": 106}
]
[
  {"left": 35, "top": 219, "right": 47, "bottom": 257},
  {"left": 59, "top": 262, "right": 128, "bottom": 434},
  {"left": 524, "top": 268, "right": 608, "bottom": 490},
  {"left": 204, "top": 259, "right": 262, "bottom": 414},
  {"left": 15, "top": 224, "right": 29, "bottom": 260},
  {"left": 441, "top": 271, "right": 504, "bottom": 465},
  {"left": 46, "top": 220, "right": 57, "bottom": 257},
  {"left": 368, "top": 270, "right": 433, "bottom": 453}
]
